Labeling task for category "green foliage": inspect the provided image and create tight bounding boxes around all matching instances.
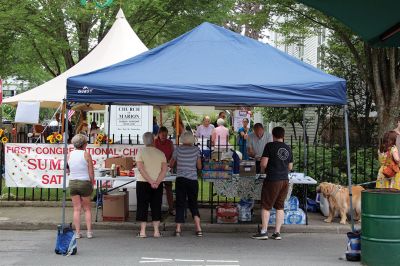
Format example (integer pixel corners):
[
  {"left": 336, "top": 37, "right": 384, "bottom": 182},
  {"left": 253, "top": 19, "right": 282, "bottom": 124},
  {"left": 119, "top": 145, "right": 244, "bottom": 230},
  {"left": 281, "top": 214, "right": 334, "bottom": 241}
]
[
  {"left": 2, "top": 105, "right": 56, "bottom": 123},
  {"left": 2, "top": 105, "right": 16, "bottom": 121},
  {"left": 323, "top": 34, "right": 377, "bottom": 143},
  {"left": 290, "top": 142, "right": 379, "bottom": 198},
  {"left": 161, "top": 107, "right": 201, "bottom": 130},
  {"left": 256, "top": 107, "right": 312, "bottom": 140},
  {"left": 0, "top": 0, "right": 235, "bottom": 83}
]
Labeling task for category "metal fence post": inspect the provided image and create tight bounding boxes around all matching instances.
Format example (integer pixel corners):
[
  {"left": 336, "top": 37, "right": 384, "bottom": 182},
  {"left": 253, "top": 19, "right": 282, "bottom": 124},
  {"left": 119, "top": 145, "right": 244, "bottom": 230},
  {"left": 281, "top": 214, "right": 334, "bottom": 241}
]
[{"left": 344, "top": 105, "right": 355, "bottom": 232}]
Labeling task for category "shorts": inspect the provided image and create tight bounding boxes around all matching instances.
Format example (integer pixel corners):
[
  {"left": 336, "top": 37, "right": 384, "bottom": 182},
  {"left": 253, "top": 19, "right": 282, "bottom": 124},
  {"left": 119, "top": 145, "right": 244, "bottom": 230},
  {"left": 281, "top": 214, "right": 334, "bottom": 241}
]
[
  {"left": 261, "top": 179, "right": 289, "bottom": 210},
  {"left": 69, "top": 180, "right": 93, "bottom": 197}
]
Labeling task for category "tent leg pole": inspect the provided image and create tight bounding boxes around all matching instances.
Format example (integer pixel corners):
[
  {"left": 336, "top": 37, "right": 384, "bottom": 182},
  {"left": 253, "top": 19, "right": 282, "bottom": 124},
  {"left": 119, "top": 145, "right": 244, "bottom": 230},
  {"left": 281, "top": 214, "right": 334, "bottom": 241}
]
[
  {"left": 302, "top": 107, "right": 308, "bottom": 225},
  {"left": 344, "top": 105, "right": 355, "bottom": 232},
  {"left": 176, "top": 106, "right": 179, "bottom": 144},
  {"left": 159, "top": 107, "right": 163, "bottom": 127},
  {"left": 61, "top": 100, "right": 70, "bottom": 230},
  {"left": 61, "top": 102, "right": 66, "bottom": 134},
  {"left": 107, "top": 105, "right": 111, "bottom": 157},
  {"left": 303, "top": 107, "right": 307, "bottom": 174}
]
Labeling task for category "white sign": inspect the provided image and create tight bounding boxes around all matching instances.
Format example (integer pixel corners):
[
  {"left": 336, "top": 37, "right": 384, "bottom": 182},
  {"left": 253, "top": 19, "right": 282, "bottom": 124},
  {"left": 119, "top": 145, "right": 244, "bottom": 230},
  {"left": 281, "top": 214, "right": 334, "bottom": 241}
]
[
  {"left": 107, "top": 105, "right": 153, "bottom": 143},
  {"left": 233, "top": 110, "right": 251, "bottom": 131},
  {"left": 15, "top": 101, "right": 40, "bottom": 124},
  {"left": 4, "top": 143, "right": 141, "bottom": 188}
]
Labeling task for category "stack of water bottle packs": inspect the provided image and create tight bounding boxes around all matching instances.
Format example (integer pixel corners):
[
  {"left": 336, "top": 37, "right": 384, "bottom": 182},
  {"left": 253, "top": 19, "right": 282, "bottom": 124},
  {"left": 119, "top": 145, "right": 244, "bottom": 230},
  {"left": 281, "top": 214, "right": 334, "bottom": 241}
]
[
  {"left": 202, "top": 161, "right": 233, "bottom": 180},
  {"left": 268, "top": 196, "right": 306, "bottom": 225},
  {"left": 238, "top": 199, "right": 254, "bottom": 222}
]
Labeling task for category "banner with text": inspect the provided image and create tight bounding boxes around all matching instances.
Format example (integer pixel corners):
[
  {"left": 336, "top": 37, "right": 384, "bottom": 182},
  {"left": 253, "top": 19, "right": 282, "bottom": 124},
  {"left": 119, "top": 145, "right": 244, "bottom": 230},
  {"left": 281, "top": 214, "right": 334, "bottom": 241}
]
[
  {"left": 4, "top": 143, "right": 141, "bottom": 188},
  {"left": 233, "top": 110, "right": 251, "bottom": 131}
]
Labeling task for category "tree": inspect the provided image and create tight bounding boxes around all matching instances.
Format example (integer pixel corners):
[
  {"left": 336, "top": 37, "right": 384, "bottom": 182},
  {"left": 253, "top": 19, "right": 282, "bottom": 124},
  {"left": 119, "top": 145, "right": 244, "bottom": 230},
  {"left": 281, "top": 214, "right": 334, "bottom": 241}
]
[
  {"left": 224, "top": 0, "right": 397, "bottom": 140},
  {"left": 0, "top": 0, "right": 235, "bottom": 85},
  {"left": 323, "top": 35, "right": 377, "bottom": 144},
  {"left": 266, "top": 0, "right": 399, "bottom": 138},
  {"left": 259, "top": 107, "right": 311, "bottom": 140}
]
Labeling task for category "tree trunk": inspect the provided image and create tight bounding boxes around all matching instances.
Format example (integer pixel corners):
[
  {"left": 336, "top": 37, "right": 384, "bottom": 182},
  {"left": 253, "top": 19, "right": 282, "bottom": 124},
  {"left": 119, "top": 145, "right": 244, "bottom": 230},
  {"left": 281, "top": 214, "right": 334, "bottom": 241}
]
[
  {"left": 291, "top": 122, "right": 297, "bottom": 140},
  {"left": 77, "top": 20, "right": 91, "bottom": 61},
  {"left": 367, "top": 46, "right": 400, "bottom": 138}
]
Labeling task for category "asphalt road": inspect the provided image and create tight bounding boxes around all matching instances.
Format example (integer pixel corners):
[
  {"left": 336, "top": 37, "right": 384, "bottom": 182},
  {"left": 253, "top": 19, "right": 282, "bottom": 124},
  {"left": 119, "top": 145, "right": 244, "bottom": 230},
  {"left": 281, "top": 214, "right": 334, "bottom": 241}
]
[{"left": 0, "top": 230, "right": 359, "bottom": 266}]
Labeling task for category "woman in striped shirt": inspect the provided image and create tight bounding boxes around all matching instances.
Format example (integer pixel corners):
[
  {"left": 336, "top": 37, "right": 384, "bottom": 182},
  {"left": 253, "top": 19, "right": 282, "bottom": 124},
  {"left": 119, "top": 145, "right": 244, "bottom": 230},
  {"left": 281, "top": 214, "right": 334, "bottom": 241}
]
[{"left": 170, "top": 131, "right": 203, "bottom": 237}]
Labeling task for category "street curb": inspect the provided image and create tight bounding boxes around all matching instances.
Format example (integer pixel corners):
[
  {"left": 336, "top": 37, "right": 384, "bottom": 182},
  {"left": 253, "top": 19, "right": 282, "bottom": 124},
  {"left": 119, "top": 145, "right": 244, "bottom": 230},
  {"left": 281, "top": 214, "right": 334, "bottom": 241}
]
[{"left": 0, "top": 221, "right": 351, "bottom": 234}]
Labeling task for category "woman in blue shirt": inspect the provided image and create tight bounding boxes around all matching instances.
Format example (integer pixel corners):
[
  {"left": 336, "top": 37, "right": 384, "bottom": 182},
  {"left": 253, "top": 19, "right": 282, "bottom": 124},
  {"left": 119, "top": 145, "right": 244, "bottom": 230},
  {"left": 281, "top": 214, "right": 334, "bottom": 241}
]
[{"left": 238, "top": 118, "right": 251, "bottom": 160}]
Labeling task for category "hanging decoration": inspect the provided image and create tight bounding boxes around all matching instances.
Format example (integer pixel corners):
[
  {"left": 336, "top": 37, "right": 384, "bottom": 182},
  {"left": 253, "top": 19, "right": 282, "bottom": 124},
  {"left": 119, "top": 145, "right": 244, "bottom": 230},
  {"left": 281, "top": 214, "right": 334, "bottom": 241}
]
[{"left": 80, "top": 0, "right": 114, "bottom": 9}]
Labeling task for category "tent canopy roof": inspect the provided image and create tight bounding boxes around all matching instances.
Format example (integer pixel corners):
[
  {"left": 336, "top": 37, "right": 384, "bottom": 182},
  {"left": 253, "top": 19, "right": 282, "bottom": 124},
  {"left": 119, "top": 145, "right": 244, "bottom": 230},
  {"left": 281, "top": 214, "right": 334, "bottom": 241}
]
[
  {"left": 4, "top": 9, "right": 148, "bottom": 109},
  {"left": 67, "top": 22, "right": 346, "bottom": 107},
  {"left": 298, "top": 0, "right": 400, "bottom": 47}
]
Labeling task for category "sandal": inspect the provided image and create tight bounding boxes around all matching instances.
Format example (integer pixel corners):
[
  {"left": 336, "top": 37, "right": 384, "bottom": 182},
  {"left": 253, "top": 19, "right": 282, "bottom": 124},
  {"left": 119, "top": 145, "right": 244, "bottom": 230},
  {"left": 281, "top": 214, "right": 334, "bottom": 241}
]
[
  {"left": 174, "top": 231, "right": 181, "bottom": 237},
  {"left": 75, "top": 233, "right": 83, "bottom": 239},
  {"left": 195, "top": 231, "right": 203, "bottom": 237},
  {"left": 136, "top": 232, "right": 147, "bottom": 238}
]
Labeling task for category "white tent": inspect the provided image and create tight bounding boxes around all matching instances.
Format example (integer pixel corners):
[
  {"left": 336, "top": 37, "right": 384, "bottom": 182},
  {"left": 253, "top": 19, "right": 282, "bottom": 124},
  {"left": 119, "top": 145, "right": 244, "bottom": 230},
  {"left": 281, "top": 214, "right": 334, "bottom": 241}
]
[{"left": 4, "top": 9, "right": 148, "bottom": 109}]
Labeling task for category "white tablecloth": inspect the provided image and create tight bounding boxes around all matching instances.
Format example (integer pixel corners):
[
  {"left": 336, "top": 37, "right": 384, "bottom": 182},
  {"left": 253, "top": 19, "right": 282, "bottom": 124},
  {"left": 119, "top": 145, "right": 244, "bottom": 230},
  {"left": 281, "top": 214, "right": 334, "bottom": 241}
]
[{"left": 94, "top": 175, "right": 177, "bottom": 189}]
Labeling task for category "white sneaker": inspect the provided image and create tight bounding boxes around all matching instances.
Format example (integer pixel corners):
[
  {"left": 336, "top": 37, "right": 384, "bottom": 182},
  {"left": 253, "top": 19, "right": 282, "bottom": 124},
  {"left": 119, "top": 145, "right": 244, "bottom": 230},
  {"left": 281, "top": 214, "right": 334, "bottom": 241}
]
[{"left": 87, "top": 231, "right": 93, "bottom": 239}]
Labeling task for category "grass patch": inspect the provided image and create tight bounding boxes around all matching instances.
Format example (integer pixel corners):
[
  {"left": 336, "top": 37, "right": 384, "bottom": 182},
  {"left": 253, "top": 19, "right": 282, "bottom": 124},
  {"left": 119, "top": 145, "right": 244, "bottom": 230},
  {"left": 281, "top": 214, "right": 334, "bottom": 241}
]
[{"left": 0, "top": 183, "right": 71, "bottom": 201}]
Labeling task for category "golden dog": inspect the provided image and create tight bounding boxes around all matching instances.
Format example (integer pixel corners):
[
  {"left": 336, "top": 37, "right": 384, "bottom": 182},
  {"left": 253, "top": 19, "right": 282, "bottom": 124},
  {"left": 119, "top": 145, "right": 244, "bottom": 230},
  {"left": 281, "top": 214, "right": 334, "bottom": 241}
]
[{"left": 316, "top": 182, "right": 364, "bottom": 224}]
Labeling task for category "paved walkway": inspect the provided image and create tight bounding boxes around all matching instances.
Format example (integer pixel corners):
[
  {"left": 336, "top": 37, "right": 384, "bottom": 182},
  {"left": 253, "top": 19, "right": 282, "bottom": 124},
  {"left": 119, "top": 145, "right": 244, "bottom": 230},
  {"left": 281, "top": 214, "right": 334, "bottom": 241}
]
[
  {"left": 0, "top": 201, "right": 357, "bottom": 233},
  {"left": 1, "top": 230, "right": 355, "bottom": 266}
]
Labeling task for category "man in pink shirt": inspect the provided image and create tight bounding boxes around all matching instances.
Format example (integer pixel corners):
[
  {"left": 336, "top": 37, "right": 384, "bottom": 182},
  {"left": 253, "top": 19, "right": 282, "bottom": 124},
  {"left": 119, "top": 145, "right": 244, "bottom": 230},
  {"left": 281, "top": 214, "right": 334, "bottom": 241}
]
[{"left": 212, "top": 118, "right": 229, "bottom": 150}]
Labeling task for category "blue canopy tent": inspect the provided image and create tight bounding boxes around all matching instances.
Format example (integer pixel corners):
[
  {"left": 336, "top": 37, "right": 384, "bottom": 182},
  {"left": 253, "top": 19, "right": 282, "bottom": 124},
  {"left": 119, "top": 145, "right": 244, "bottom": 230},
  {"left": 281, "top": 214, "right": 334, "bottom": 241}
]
[
  {"left": 67, "top": 22, "right": 346, "bottom": 106},
  {"left": 64, "top": 22, "right": 355, "bottom": 230}
]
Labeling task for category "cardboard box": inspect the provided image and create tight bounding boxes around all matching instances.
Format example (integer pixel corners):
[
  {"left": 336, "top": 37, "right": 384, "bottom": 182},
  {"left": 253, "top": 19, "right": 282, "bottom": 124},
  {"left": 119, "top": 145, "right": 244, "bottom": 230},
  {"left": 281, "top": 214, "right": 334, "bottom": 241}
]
[
  {"left": 105, "top": 157, "right": 134, "bottom": 171},
  {"left": 239, "top": 161, "right": 256, "bottom": 177},
  {"left": 216, "top": 203, "right": 239, "bottom": 224},
  {"left": 103, "top": 192, "right": 128, "bottom": 222}
]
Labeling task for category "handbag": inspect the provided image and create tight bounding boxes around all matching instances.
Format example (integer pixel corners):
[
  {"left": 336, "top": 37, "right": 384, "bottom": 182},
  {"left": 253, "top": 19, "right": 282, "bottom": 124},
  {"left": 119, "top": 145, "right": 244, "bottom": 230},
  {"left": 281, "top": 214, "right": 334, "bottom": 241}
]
[
  {"left": 55, "top": 223, "right": 77, "bottom": 256},
  {"left": 382, "top": 151, "right": 400, "bottom": 178}
]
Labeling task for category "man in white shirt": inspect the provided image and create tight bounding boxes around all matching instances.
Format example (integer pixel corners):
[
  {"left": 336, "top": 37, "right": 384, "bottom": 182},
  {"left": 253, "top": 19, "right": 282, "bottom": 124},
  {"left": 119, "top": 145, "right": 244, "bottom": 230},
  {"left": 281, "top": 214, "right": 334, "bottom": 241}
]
[{"left": 247, "top": 123, "right": 273, "bottom": 173}]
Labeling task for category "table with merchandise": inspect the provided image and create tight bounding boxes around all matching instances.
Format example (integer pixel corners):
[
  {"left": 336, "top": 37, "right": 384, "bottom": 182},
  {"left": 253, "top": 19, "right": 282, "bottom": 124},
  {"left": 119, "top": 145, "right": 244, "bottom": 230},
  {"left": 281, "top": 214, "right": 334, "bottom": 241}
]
[{"left": 203, "top": 162, "right": 317, "bottom": 225}]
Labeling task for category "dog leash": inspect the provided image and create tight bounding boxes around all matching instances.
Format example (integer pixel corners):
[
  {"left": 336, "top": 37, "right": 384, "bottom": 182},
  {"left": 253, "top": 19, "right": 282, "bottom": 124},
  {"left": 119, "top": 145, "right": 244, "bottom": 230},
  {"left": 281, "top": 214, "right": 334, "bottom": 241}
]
[{"left": 354, "top": 181, "right": 377, "bottom": 186}]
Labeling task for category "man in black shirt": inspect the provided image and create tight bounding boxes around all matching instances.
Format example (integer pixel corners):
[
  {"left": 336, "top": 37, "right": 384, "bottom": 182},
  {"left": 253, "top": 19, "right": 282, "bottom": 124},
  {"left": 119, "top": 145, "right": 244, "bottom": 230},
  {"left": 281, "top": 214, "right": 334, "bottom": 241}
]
[{"left": 252, "top": 127, "right": 293, "bottom": 240}]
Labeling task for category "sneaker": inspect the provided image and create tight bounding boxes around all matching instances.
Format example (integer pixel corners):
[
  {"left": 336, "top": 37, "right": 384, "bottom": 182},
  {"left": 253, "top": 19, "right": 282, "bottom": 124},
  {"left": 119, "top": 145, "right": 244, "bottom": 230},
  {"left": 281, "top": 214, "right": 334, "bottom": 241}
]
[
  {"left": 251, "top": 232, "right": 268, "bottom": 240},
  {"left": 271, "top": 232, "right": 282, "bottom": 240},
  {"left": 87, "top": 231, "right": 93, "bottom": 239}
]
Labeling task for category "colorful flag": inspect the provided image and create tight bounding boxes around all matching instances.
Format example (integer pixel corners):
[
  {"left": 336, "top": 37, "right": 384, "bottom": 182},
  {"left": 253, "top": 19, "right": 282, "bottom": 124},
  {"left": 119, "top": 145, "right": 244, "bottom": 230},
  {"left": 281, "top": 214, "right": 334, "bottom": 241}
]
[{"left": 68, "top": 109, "right": 75, "bottom": 121}]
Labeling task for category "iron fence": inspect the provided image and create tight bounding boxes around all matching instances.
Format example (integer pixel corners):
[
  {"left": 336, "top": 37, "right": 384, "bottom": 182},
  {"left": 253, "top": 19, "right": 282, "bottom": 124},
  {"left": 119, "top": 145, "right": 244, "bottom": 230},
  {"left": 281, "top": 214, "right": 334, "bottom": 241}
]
[{"left": 0, "top": 133, "right": 379, "bottom": 203}]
